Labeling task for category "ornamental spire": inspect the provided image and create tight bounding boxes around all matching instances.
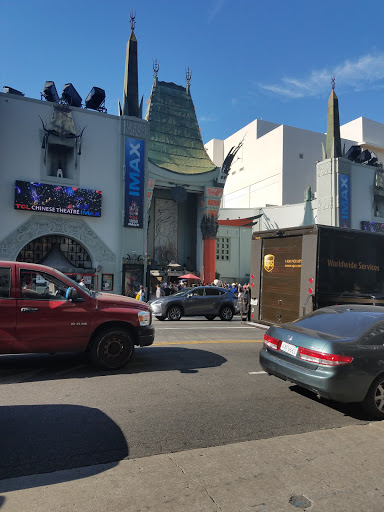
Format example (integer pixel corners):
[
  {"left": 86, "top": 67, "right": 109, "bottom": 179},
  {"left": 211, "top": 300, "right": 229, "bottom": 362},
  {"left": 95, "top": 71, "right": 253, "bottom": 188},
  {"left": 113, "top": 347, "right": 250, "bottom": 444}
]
[
  {"left": 325, "top": 75, "right": 342, "bottom": 159},
  {"left": 122, "top": 12, "right": 140, "bottom": 117}
]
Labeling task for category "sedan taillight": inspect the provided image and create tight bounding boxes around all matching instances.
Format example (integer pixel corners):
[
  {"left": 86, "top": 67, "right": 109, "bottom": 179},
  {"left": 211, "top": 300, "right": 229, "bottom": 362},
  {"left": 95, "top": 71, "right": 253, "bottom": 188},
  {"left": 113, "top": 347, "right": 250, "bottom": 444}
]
[
  {"left": 264, "top": 334, "right": 281, "bottom": 350},
  {"left": 298, "top": 347, "right": 353, "bottom": 366}
]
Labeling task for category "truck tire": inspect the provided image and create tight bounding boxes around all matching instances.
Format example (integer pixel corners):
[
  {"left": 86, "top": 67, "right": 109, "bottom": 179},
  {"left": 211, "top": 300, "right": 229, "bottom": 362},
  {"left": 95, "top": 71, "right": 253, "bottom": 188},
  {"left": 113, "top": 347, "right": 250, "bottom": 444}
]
[{"left": 90, "top": 328, "right": 134, "bottom": 370}]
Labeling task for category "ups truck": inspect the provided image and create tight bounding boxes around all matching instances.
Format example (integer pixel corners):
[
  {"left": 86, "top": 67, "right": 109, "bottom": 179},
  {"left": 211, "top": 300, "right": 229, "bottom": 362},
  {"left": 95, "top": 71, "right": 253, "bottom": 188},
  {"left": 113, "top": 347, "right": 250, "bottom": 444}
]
[{"left": 250, "top": 225, "right": 384, "bottom": 325}]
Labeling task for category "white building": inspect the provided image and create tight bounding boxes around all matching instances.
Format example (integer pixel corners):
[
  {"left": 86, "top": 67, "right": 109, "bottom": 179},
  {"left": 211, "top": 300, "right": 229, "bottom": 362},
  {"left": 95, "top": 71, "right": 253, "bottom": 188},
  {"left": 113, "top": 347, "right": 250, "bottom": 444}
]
[{"left": 211, "top": 89, "right": 384, "bottom": 283}]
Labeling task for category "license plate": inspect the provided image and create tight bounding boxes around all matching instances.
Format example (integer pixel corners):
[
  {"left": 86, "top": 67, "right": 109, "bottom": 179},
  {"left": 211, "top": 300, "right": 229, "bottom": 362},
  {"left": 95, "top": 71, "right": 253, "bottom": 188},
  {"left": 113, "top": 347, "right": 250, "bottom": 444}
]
[{"left": 280, "top": 341, "right": 298, "bottom": 356}]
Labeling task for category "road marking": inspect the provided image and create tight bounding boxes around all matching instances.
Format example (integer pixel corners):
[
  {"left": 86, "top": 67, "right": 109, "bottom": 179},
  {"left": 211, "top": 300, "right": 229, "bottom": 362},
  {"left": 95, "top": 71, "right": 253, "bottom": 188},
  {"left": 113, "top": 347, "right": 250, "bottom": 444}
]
[
  {"left": 153, "top": 340, "right": 264, "bottom": 346},
  {"left": 155, "top": 327, "right": 256, "bottom": 330},
  {"left": 248, "top": 371, "right": 267, "bottom": 375}
]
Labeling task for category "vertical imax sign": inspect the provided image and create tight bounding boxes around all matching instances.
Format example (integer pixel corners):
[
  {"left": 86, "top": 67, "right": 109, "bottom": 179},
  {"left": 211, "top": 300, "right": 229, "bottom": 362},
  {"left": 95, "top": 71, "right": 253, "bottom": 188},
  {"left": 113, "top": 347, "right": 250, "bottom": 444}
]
[
  {"left": 124, "top": 137, "right": 145, "bottom": 228},
  {"left": 338, "top": 174, "right": 351, "bottom": 228}
]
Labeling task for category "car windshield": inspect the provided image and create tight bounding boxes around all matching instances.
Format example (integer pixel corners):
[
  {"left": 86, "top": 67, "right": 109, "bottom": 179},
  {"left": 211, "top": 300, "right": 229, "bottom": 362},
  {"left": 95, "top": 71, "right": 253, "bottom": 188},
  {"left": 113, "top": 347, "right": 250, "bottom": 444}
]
[
  {"left": 292, "top": 309, "right": 383, "bottom": 338},
  {"left": 54, "top": 270, "right": 97, "bottom": 298}
]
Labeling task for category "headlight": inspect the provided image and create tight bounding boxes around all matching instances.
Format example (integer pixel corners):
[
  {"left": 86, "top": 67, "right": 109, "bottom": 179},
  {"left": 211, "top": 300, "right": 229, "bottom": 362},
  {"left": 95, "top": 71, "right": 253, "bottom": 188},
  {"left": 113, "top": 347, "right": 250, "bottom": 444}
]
[{"left": 138, "top": 310, "right": 151, "bottom": 326}]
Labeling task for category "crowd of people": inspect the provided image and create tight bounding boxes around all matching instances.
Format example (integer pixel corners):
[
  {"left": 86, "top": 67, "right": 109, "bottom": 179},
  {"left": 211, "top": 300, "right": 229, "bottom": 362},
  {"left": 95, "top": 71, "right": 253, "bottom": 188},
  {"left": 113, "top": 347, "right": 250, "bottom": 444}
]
[{"left": 134, "top": 279, "right": 252, "bottom": 319}]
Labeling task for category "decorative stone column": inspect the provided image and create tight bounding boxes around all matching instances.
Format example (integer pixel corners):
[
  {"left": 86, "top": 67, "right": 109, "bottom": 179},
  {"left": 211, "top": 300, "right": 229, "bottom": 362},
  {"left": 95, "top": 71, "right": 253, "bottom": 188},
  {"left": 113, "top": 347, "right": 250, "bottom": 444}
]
[{"left": 200, "top": 187, "right": 222, "bottom": 284}]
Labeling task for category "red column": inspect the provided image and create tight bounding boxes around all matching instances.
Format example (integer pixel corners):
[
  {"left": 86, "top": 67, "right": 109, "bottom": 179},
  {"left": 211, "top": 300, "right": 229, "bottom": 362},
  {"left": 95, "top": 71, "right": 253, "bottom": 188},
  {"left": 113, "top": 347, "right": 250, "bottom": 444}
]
[{"left": 203, "top": 238, "right": 216, "bottom": 285}]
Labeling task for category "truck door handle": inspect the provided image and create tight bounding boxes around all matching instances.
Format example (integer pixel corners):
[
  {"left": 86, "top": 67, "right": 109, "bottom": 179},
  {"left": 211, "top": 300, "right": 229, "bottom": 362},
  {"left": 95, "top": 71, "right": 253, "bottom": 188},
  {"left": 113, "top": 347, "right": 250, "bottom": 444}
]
[{"left": 20, "top": 307, "right": 39, "bottom": 313}]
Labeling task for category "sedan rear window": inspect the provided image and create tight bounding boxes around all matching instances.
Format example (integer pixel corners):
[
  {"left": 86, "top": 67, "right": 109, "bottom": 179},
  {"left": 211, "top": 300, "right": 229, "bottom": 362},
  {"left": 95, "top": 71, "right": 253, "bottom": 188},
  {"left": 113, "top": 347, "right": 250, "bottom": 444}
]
[{"left": 292, "top": 309, "right": 383, "bottom": 338}]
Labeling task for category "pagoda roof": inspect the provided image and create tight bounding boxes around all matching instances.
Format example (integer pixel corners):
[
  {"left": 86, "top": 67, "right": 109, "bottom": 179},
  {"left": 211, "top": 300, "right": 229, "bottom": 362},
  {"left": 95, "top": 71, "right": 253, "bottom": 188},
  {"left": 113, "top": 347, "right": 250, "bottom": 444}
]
[{"left": 145, "top": 80, "right": 217, "bottom": 175}]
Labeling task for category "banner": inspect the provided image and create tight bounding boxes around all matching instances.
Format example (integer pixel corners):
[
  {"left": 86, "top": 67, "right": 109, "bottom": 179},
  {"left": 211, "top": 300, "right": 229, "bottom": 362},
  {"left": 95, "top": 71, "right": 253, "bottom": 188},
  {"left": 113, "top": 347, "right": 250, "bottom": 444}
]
[
  {"left": 338, "top": 174, "right": 351, "bottom": 228},
  {"left": 14, "top": 181, "right": 102, "bottom": 217},
  {"left": 124, "top": 137, "right": 145, "bottom": 228}
]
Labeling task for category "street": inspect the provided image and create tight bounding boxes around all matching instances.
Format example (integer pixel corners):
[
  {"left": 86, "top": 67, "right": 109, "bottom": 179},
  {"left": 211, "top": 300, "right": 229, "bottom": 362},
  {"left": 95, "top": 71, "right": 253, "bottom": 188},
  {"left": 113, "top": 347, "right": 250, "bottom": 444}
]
[{"left": 0, "top": 316, "right": 368, "bottom": 490}]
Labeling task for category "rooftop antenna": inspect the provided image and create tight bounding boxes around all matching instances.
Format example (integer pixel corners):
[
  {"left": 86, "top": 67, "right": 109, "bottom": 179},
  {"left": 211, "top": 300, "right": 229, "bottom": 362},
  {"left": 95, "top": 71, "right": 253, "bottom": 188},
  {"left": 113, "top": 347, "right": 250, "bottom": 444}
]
[
  {"left": 130, "top": 11, "right": 136, "bottom": 30},
  {"left": 153, "top": 59, "right": 159, "bottom": 78},
  {"left": 331, "top": 74, "right": 336, "bottom": 90}
]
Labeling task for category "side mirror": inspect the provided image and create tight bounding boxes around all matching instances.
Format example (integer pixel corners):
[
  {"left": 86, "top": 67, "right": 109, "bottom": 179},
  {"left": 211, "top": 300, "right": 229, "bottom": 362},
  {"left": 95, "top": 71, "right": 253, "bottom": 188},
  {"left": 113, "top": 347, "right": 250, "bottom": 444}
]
[{"left": 66, "top": 287, "right": 78, "bottom": 302}]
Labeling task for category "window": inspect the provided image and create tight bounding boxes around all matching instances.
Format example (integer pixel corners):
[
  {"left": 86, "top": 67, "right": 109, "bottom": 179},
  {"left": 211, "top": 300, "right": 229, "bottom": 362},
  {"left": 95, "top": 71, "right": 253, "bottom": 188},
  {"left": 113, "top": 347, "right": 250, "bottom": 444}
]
[
  {"left": 189, "top": 288, "right": 204, "bottom": 297},
  {"left": 205, "top": 288, "right": 223, "bottom": 296},
  {"left": 20, "top": 270, "right": 69, "bottom": 301},
  {"left": 216, "top": 237, "right": 230, "bottom": 261},
  {"left": 0, "top": 267, "right": 11, "bottom": 298}
]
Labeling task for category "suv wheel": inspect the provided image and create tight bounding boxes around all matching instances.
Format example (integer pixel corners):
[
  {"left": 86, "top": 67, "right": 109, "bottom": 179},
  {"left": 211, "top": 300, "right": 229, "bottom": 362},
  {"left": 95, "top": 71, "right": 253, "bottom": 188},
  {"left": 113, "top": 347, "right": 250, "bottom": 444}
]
[
  {"left": 168, "top": 305, "right": 182, "bottom": 321},
  {"left": 219, "top": 306, "right": 233, "bottom": 321},
  {"left": 363, "top": 374, "right": 384, "bottom": 419},
  {"left": 90, "top": 329, "right": 134, "bottom": 370}
]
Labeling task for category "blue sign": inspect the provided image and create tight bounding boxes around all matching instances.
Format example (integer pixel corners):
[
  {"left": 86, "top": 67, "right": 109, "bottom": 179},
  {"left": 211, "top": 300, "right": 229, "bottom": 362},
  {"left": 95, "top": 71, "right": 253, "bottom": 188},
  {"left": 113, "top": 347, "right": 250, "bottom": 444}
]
[
  {"left": 338, "top": 174, "right": 351, "bottom": 228},
  {"left": 124, "top": 137, "right": 145, "bottom": 228}
]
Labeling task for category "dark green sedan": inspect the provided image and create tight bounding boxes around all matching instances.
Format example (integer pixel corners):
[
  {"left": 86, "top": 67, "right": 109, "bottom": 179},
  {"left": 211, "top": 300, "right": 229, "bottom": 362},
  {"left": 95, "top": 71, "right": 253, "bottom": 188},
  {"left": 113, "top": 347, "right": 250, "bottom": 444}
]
[{"left": 260, "top": 305, "right": 384, "bottom": 418}]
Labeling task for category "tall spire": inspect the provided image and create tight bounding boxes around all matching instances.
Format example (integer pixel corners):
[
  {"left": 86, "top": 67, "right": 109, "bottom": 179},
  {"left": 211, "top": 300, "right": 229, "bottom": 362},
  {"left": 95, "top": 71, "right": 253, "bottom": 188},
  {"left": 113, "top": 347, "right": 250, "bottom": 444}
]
[
  {"left": 122, "top": 12, "right": 140, "bottom": 117},
  {"left": 325, "top": 75, "right": 342, "bottom": 158}
]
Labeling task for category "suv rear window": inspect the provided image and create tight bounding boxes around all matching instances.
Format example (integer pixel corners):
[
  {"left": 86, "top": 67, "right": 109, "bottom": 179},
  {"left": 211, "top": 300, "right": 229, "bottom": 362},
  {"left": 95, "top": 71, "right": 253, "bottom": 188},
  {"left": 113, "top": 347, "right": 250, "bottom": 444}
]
[{"left": 0, "top": 267, "right": 11, "bottom": 298}]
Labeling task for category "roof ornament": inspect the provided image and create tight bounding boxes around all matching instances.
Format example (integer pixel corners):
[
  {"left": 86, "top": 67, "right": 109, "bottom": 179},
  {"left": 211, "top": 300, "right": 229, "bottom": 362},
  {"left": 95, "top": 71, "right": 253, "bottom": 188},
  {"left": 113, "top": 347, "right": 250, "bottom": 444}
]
[
  {"left": 186, "top": 67, "right": 192, "bottom": 86},
  {"left": 130, "top": 11, "right": 136, "bottom": 30},
  {"left": 331, "top": 74, "right": 336, "bottom": 90},
  {"left": 153, "top": 59, "right": 159, "bottom": 78}
]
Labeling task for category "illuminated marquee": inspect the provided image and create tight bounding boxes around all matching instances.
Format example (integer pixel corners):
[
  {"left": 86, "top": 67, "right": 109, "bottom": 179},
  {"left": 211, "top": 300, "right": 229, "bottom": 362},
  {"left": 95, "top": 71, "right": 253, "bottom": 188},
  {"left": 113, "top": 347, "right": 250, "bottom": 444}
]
[{"left": 14, "top": 181, "right": 102, "bottom": 217}]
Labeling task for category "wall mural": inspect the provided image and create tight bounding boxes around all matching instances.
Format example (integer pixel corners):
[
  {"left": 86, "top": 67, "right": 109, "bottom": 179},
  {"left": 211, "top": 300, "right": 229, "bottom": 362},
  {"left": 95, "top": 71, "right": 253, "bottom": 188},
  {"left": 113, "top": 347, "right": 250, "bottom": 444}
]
[{"left": 154, "top": 198, "right": 178, "bottom": 264}]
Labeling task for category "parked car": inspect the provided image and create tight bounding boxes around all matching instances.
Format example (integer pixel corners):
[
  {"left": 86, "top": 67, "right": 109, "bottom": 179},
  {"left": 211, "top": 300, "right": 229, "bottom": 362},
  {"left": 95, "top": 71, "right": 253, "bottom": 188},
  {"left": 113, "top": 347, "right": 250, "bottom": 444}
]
[
  {"left": 150, "top": 286, "right": 239, "bottom": 321},
  {"left": 259, "top": 305, "right": 384, "bottom": 418},
  {"left": 0, "top": 261, "right": 154, "bottom": 370}
]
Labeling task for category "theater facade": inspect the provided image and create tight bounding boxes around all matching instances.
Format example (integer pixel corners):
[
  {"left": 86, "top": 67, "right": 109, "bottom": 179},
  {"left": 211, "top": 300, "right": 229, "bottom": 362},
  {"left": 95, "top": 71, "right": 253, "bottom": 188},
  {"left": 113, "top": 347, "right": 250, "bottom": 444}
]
[{"left": 0, "top": 18, "right": 230, "bottom": 294}]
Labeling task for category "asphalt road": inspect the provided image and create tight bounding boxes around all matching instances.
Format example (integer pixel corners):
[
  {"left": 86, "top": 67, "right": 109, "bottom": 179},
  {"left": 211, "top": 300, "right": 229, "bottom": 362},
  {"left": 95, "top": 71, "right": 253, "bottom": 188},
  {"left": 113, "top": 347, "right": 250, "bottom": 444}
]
[{"left": 0, "top": 316, "right": 369, "bottom": 485}]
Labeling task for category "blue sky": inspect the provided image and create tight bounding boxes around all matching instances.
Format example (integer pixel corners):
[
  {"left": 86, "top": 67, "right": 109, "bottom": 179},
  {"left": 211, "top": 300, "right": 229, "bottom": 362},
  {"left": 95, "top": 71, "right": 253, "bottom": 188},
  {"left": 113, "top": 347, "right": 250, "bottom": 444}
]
[{"left": 2, "top": 0, "right": 384, "bottom": 143}]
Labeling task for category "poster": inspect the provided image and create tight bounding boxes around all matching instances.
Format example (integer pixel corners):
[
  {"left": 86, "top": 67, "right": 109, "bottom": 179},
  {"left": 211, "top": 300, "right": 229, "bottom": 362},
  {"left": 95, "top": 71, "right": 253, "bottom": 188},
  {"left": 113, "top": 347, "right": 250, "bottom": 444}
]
[{"left": 124, "top": 137, "right": 145, "bottom": 228}]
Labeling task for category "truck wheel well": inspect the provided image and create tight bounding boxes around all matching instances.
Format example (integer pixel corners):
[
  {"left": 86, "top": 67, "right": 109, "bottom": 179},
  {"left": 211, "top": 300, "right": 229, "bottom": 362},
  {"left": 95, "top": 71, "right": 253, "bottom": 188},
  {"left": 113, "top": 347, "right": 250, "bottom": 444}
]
[{"left": 87, "top": 321, "right": 137, "bottom": 351}]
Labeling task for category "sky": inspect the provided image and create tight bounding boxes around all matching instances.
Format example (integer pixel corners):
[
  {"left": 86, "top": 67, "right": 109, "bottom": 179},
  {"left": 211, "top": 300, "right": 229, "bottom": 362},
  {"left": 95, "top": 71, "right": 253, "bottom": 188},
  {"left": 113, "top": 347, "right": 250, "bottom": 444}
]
[{"left": 2, "top": 0, "right": 384, "bottom": 144}]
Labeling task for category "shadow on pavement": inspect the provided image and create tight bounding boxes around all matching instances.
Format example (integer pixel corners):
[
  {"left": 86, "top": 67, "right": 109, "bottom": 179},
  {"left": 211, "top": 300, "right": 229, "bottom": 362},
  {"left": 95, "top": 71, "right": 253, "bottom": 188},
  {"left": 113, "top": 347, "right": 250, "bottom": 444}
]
[
  {"left": 0, "top": 404, "right": 128, "bottom": 492},
  {"left": 0, "top": 347, "right": 227, "bottom": 384},
  {"left": 289, "top": 385, "right": 372, "bottom": 421}
]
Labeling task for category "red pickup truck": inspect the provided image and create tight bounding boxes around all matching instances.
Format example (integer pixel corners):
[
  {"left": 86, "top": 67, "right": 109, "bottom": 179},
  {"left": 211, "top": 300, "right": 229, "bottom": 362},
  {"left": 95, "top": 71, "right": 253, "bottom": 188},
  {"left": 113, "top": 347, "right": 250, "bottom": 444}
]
[{"left": 0, "top": 261, "right": 154, "bottom": 369}]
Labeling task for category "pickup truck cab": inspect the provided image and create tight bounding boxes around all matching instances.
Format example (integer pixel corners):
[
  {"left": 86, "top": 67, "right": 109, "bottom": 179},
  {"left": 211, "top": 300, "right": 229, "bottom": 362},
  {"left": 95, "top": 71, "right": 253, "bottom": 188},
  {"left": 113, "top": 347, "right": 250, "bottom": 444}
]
[{"left": 0, "top": 261, "right": 154, "bottom": 369}]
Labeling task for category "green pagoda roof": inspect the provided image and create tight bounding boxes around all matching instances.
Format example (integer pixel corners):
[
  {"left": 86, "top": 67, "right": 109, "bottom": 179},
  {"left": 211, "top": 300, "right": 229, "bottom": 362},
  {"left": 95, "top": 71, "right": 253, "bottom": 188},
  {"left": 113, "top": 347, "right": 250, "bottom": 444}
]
[{"left": 145, "top": 80, "right": 217, "bottom": 174}]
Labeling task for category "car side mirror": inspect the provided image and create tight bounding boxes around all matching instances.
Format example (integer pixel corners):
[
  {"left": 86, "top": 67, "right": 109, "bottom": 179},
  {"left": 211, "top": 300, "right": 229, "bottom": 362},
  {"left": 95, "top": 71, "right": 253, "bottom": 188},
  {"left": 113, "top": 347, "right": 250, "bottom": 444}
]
[{"left": 66, "top": 287, "right": 78, "bottom": 302}]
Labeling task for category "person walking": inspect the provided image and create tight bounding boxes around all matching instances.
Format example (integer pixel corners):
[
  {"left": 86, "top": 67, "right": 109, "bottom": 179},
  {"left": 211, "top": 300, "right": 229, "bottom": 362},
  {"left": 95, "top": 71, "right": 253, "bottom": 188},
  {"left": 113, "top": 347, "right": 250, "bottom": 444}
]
[{"left": 156, "top": 284, "right": 161, "bottom": 299}]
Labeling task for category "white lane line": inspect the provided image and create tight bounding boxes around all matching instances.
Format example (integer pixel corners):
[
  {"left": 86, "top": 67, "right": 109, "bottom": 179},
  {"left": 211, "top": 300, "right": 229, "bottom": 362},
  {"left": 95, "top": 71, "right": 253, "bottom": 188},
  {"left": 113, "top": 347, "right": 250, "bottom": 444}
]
[
  {"left": 156, "top": 327, "right": 255, "bottom": 330},
  {"left": 248, "top": 371, "right": 267, "bottom": 375}
]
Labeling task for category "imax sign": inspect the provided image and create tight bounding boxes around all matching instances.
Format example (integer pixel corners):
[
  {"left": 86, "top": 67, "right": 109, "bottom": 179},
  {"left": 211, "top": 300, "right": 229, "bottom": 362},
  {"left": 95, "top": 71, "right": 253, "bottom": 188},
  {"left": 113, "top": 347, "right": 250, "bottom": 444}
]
[{"left": 338, "top": 174, "right": 351, "bottom": 228}]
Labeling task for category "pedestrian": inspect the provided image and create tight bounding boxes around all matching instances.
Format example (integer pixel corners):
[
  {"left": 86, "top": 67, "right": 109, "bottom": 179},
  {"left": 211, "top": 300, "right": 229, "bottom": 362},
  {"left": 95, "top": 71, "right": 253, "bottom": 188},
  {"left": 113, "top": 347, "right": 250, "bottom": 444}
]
[
  {"left": 139, "top": 287, "right": 146, "bottom": 301},
  {"left": 156, "top": 284, "right": 161, "bottom": 299},
  {"left": 79, "top": 278, "right": 86, "bottom": 288}
]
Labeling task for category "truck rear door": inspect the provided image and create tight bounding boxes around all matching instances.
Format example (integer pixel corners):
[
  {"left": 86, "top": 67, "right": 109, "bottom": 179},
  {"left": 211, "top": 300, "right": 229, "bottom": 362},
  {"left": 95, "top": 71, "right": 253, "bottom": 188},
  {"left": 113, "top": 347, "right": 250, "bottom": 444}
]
[{"left": 260, "top": 236, "right": 303, "bottom": 323}]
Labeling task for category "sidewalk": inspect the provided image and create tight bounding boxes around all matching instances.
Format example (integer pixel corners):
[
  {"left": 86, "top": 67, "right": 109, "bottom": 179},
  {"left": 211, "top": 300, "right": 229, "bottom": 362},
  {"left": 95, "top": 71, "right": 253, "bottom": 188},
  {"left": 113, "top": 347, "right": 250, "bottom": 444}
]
[{"left": 1, "top": 421, "right": 383, "bottom": 512}]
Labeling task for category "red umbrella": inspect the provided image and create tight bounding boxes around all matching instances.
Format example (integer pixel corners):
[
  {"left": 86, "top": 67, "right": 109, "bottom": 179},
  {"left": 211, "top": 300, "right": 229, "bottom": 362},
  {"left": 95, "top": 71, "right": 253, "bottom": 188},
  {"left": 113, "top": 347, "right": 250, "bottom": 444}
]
[{"left": 178, "top": 273, "right": 200, "bottom": 280}]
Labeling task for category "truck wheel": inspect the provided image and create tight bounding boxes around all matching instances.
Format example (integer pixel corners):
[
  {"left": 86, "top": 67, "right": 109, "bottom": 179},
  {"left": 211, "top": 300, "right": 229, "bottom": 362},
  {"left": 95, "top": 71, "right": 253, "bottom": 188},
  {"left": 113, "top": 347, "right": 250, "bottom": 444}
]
[
  {"left": 168, "top": 306, "right": 182, "bottom": 321},
  {"left": 362, "top": 374, "right": 384, "bottom": 419},
  {"left": 219, "top": 306, "right": 233, "bottom": 321},
  {"left": 90, "top": 329, "right": 134, "bottom": 370}
]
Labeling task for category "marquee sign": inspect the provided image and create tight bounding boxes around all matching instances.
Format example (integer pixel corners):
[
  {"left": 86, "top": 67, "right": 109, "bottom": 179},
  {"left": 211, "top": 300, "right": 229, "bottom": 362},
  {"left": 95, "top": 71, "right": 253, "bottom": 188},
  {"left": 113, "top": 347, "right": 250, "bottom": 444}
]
[
  {"left": 124, "top": 137, "right": 145, "bottom": 228},
  {"left": 14, "top": 181, "right": 102, "bottom": 217}
]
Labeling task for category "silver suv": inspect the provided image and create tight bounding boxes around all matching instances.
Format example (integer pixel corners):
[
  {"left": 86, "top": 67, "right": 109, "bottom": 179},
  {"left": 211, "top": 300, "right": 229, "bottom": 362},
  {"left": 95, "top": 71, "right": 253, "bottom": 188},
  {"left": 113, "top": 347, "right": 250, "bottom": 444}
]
[{"left": 150, "top": 286, "right": 239, "bottom": 321}]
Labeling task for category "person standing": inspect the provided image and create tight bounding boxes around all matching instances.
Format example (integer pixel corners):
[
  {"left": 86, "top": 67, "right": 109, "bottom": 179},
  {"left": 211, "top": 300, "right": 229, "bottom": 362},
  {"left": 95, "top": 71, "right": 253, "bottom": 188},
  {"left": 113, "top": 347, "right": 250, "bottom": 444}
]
[{"left": 156, "top": 284, "right": 161, "bottom": 299}]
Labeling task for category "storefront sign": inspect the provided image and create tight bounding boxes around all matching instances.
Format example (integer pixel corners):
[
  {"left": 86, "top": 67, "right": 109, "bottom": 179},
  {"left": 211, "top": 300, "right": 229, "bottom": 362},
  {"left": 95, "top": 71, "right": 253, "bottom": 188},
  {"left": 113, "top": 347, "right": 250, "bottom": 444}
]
[
  {"left": 14, "top": 181, "right": 102, "bottom": 217},
  {"left": 124, "top": 137, "right": 145, "bottom": 228},
  {"left": 338, "top": 174, "right": 351, "bottom": 228}
]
